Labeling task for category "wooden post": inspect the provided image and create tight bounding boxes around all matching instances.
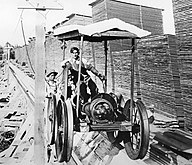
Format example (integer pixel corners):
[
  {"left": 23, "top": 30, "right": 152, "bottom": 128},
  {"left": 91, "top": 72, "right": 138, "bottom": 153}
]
[
  {"left": 130, "top": 38, "right": 136, "bottom": 122},
  {"left": 91, "top": 43, "right": 96, "bottom": 82},
  {"left": 104, "top": 40, "right": 108, "bottom": 93},
  {"left": 135, "top": 46, "right": 142, "bottom": 100},
  {"left": 76, "top": 36, "right": 84, "bottom": 118},
  {"left": 61, "top": 40, "right": 68, "bottom": 98},
  {"left": 5, "top": 43, "right": 11, "bottom": 87},
  {"left": 7, "top": 47, "right": 10, "bottom": 86},
  {"left": 34, "top": 1, "right": 46, "bottom": 164},
  {"left": 109, "top": 45, "right": 115, "bottom": 93}
]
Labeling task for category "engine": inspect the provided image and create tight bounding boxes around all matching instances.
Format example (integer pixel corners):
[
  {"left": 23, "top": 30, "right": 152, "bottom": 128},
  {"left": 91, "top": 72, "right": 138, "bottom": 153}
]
[
  {"left": 83, "top": 93, "right": 117, "bottom": 123},
  {"left": 91, "top": 98, "right": 115, "bottom": 123}
]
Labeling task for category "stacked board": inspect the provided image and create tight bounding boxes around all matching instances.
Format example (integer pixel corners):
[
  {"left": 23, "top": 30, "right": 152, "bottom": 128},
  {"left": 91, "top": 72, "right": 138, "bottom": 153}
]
[
  {"left": 89, "top": 0, "right": 164, "bottom": 51},
  {"left": 90, "top": 0, "right": 164, "bottom": 34},
  {"left": 172, "top": 0, "right": 192, "bottom": 130}
]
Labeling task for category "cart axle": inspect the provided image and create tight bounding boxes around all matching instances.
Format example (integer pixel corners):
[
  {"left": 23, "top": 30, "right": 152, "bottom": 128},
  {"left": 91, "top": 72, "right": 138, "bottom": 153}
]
[{"left": 90, "top": 121, "right": 132, "bottom": 131}]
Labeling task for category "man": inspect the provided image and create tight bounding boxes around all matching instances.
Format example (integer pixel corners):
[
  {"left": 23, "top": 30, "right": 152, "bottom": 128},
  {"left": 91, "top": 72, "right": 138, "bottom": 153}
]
[
  {"left": 46, "top": 69, "right": 58, "bottom": 97},
  {"left": 61, "top": 47, "right": 105, "bottom": 102}
]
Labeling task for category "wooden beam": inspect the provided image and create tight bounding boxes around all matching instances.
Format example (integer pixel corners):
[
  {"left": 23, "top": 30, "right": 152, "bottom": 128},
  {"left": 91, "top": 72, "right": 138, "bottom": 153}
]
[
  {"left": 34, "top": 1, "right": 46, "bottom": 164},
  {"left": 130, "top": 38, "right": 136, "bottom": 122},
  {"left": 76, "top": 36, "right": 84, "bottom": 118},
  {"left": 104, "top": 40, "right": 108, "bottom": 92}
]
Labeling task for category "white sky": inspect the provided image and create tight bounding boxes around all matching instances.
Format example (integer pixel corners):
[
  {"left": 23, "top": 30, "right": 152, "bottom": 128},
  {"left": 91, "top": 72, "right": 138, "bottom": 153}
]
[{"left": 0, "top": 0, "right": 175, "bottom": 47}]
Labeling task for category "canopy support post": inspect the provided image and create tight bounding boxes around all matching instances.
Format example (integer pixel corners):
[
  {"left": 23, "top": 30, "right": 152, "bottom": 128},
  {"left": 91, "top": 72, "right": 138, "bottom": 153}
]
[
  {"left": 130, "top": 38, "right": 136, "bottom": 122},
  {"left": 76, "top": 35, "right": 84, "bottom": 118},
  {"left": 135, "top": 42, "right": 141, "bottom": 100},
  {"left": 61, "top": 40, "right": 68, "bottom": 99},
  {"left": 91, "top": 43, "right": 97, "bottom": 82},
  {"left": 109, "top": 46, "right": 115, "bottom": 93},
  {"left": 104, "top": 40, "right": 108, "bottom": 93}
]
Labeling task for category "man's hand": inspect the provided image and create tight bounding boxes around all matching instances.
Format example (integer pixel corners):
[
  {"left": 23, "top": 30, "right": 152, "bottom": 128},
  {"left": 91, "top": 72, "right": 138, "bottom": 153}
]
[
  {"left": 98, "top": 73, "right": 106, "bottom": 81},
  {"left": 61, "top": 60, "right": 72, "bottom": 69}
]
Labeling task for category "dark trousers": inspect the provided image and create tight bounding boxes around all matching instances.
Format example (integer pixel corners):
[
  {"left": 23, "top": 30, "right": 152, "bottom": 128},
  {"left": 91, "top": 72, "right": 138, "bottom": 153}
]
[{"left": 80, "top": 78, "right": 98, "bottom": 102}]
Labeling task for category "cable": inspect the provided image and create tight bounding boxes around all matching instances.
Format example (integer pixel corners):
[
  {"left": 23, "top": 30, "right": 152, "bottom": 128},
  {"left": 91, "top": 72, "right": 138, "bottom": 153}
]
[
  {"left": 54, "top": 0, "right": 64, "bottom": 8},
  {"left": 20, "top": 19, "right": 35, "bottom": 74},
  {"left": 13, "top": 9, "right": 24, "bottom": 35}
]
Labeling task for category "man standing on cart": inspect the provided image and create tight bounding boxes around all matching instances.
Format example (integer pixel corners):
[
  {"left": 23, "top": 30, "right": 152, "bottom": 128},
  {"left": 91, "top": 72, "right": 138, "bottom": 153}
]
[{"left": 61, "top": 46, "right": 105, "bottom": 103}]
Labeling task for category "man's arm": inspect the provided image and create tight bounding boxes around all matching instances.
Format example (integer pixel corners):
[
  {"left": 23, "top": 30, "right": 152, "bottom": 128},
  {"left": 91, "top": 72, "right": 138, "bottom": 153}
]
[{"left": 89, "top": 66, "right": 105, "bottom": 81}]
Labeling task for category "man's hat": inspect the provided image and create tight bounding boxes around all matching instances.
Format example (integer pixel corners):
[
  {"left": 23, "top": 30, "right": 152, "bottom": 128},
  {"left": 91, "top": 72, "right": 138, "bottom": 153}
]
[{"left": 46, "top": 69, "right": 58, "bottom": 77}]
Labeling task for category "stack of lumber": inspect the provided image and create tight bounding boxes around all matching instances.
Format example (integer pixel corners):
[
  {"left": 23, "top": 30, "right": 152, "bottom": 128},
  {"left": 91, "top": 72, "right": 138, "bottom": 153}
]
[
  {"left": 137, "top": 35, "right": 183, "bottom": 118},
  {"left": 172, "top": 0, "right": 192, "bottom": 130},
  {"left": 150, "top": 129, "right": 192, "bottom": 165},
  {"left": 90, "top": 0, "right": 108, "bottom": 22},
  {"left": 92, "top": 34, "right": 183, "bottom": 122},
  {"left": 149, "top": 142, "right": 177, "bottom": 165},
  {"left": 90, "top": 0, "right": 164, "bottom": 35}
]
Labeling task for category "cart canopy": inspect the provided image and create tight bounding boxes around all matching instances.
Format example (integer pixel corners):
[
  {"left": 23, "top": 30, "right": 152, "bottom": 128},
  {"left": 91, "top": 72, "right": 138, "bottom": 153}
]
[{"left": 54, "top": 18, "right": 151, "bottom": 42}]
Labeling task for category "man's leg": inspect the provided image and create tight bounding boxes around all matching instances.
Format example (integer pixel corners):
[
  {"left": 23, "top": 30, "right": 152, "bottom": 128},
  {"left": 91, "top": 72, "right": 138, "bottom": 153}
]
[
  {"left": 80, "top": 83, "right": 90, "bottom": 103},
  {"left": 88, "top": 79, "right": 98, "bottom": 99}
]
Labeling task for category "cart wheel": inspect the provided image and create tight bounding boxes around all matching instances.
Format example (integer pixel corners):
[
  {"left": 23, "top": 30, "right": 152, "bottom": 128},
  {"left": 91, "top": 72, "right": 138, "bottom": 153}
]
[
  {"left": 123, "top": 99, "right": 149, "bottom": 160},
  {"left": 55, "top": 99, "right": 74, "bottom": 162},
  {"left": 45, "top": 95, "right": 56, "bottom": 145},
  {"left": 106, "top": 99, "right": 133, "bottom": 144}
]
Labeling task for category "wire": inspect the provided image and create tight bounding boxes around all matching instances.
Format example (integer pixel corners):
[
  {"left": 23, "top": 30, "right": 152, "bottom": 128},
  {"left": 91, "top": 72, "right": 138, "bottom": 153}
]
[
  {"left": 13, "top": 9, "right": 24, "bottom": 35},
  {"left": 20, "top": 19, "right": 35, "bottom": 74},
  {"left": 54, "top": 0, "right": 64, "bottom": 8}
]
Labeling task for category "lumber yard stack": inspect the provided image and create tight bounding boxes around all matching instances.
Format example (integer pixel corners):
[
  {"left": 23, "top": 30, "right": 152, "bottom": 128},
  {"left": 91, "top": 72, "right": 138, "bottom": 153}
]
[
  {"left": 149, "top": 129, "right": 192, "bottom": 165},
  {"left": 89, "top": 0, "right": 164, "bottom": 52},
  {"left": 172, "top": 0, "right": 192, "bottom": 130},
  {"left": 90, "top": 0, "right": 163, "bottom": 34}
]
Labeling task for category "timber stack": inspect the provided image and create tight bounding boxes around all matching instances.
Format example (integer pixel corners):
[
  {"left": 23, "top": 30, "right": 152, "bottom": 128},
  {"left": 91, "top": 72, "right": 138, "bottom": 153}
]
[
  {"left": 89, "top": 0, "right": 164, "bottom": 52},
  {"left": 172, "top": 0, "right": 192, "bottom": 130}
]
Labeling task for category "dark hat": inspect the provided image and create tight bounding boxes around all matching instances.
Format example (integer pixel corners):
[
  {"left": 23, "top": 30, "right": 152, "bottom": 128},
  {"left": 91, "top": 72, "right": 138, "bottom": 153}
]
[{"left": 46, "top": 69, "right": 58, "bottom": 77}]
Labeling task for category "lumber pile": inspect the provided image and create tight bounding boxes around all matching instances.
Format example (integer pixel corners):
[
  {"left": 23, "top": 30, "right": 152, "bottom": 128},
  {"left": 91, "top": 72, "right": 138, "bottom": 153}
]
[
  {"left": 137, "top": 35, "right": 183, "bottom": 117},
  {"left": 90, "top": 0, "right": 164, "bottom": 35},
  {"left": 150, "top": 129, "right": 192, "bottom": 165},
  {"left": 172, "top": 0, "right": 192, "bottom": 130},
  {"left": 92, "top": 34, "right": 183, "bottom": 122}
]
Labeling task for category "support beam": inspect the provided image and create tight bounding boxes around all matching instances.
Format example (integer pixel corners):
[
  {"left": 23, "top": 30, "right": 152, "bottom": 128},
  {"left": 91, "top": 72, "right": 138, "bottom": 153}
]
[
  {"left": 104, "top": 40, "right": 108, "bottom": 93},
  {"left": 130, "top": 38, "right": 136, "bottom": 122},
  {"left": 34, "top": 1, "right": 46, "bottom": 164}
]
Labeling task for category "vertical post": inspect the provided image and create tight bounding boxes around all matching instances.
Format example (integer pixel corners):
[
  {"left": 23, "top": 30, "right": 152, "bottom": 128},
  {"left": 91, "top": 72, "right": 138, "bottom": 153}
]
[
  {"left": 61, "top": 40, "right": 68, "bottom": 98},
  {"left": 135, "top": 46, "right": 141, "bottom": 100},
  {"left": 130, "top": 38, "right": 136, "bottom": 122},
  {"left": 109, "top": 45, "right": 115, "bottom": 93},
  {"left": 6, "top": 45, "right": 10, "bottom": 87},
  {"left": 104, "top": 40, "right": 108, "bottom": 93},
  {"left": 91, "top": 43, "right": 96, "bottom": 82},
  {"left": 76, "top": 35, "right": 84, "bottom": 118},
  {"left": 62, "top": 40, "right": 66, "bottom": 60},
  {"left": 4, "top": 43, "right": 12, "bottom": 87},
  {"left": 34, "top": 1, "right": 46, "bottom": 164}
]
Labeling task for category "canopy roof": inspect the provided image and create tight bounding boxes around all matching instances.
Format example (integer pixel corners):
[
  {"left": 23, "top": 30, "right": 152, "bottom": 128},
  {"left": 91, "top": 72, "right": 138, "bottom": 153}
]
[{"left": 54, "top": 18, "right": 151, "bottom": 42}]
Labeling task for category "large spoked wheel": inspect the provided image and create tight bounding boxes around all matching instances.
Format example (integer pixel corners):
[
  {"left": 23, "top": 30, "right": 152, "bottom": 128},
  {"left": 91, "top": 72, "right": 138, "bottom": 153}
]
[
  {"left": 55, "top": 98, "right": 74, "bottom": 163},
  {"left": 123, "top": 99, "right": 149, "bottom": 160},
  {"left": 107, "top": 99, "right": 149, "bottom": 160},
  {"left": 45, "top": 94, "right": 56, "bottom": 145}
]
